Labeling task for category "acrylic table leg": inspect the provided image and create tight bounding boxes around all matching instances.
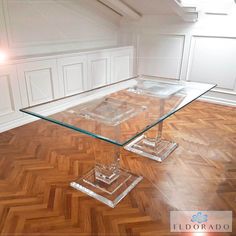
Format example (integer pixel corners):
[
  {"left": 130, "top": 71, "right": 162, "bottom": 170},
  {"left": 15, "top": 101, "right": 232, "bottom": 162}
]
[
  {"left": 70, "top": 137, "right": 142, "bottom": 208},
  {"left": 93, "top": 123, "right": 121, "bottom": 184},
  {"left": 94, "top": 140, "right": 121, "bottom": 185},
  {"left": 125, "top": 99, "right": 178, "bottom": 162},
  {"left": 156, "top": 98, "right": 164, "bottom": 141}
]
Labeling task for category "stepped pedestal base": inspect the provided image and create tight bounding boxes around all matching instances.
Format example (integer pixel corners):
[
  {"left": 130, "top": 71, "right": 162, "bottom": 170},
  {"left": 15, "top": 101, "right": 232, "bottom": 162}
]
[
  {"left": 70, "top": 168, "right": 142, "bottom": 208},
  {"left": 125, "top": 134, "right": 178, "bottom": 162}
]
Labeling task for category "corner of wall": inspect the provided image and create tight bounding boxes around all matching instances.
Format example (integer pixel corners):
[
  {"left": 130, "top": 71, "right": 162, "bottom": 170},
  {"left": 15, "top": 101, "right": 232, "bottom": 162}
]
[{"left": 0, "top": 0, "right": 9, "bottom": 50}]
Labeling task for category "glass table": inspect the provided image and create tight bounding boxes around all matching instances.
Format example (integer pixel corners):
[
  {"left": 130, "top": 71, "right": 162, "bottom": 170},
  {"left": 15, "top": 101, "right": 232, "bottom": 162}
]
[{"left": 20, "top": 75, "right": 216, "bottom": 208}]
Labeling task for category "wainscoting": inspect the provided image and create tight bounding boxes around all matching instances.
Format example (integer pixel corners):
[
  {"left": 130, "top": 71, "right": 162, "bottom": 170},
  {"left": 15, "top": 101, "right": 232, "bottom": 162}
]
[
  {"left": 137, "top": 33, "right": 236, "bottom": 106},
  {"left": 0, "top": 46, "right": 134, "bottom": 132},
  {"left": 120, "top": 14, "right": 236, "bottom": 106},
  {"left": 138, "top": 34, "right": 185, "bottom": 80}
]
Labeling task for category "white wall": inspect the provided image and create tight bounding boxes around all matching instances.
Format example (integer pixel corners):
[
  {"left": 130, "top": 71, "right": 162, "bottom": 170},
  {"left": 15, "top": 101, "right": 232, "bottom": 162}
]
[
  {"left": 0, "top": 0, "right": 121, "bottom": 57},
  {"left": 120, "top": 9, "right": 236, "bottom": 106}
]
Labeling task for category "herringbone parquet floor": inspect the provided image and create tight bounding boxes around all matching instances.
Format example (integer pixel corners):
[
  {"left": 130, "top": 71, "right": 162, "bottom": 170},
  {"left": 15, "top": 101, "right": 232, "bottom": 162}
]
[{"left": 0, "top": 101, "right": 235, "bottom": 236}]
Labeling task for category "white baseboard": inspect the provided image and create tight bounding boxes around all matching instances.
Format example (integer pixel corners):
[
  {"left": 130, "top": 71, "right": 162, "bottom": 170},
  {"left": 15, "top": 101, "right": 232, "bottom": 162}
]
[
  {"left": 199, "top": 91, "right": 236, "bottom": 107},
  {"left": 200, "top": 95, "right": 236, "bottom": 107},
  {"left": 0, "top": 115, "right": 39, "bottom": 133}
]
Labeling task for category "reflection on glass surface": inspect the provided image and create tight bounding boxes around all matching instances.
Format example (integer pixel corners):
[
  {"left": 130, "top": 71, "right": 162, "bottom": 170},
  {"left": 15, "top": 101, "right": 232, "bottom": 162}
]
[
  {"left": 128, "top": 80, "right": 185, "bottom": 98},
  {"left": 20, "top": 75, "right": 216, "bottom": 146},
  {"left": 78, "top": 97, "right": 147, "bottom": 126}
]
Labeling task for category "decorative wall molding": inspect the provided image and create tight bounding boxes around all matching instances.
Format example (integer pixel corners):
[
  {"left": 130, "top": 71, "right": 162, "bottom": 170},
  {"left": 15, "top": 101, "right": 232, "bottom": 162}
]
[
  {"left": 0, "top": 46, "right": 134, "bottom": 133},
  {"left": 87, "top": 52, "right": 111, "bottom": 89},
  {"left": 17, "top": 59, "right": 62, "bottom": 107},
  {"left": 57, "top": 55, "right": 88, "bottom": 96},
  {"left": 186, "top": 35, "right": 236, "bottom": 94},
  {"left": 137, "top": 33, "right": 185, "bottom": 80},
  {"left": 0, "top": 65, "right": 23, "bottom": 124},
  {"left": 111, "top": 48, "right": 134, "bottom": 82}
]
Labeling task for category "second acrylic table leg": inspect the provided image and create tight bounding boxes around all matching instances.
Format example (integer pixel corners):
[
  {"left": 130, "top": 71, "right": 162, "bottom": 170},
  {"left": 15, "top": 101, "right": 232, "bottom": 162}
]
[
  {"left": 124, "top": 121, "right": 178, "bottom": 162},
  {"left": 125, "top": 98, "right": 178, "bottom": 162}
]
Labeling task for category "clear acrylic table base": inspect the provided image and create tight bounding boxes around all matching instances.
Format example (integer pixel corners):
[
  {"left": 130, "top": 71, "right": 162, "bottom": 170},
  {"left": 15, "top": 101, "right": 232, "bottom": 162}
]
[
  {"left": 70, "top": 138, "right": 142, "bottom": 208},
  {"left": 124, "top": 121, "right": 178, "bottom": 162},
  {"left": 124, "top": 135, "right": 178, "bottom": 162},
  {"left": 70, "top": 168, "right": 142, "bottom": 208}
]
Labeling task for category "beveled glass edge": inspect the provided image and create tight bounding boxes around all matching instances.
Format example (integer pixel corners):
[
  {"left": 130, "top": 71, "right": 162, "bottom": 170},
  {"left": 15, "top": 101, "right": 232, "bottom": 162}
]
[
  {"left": 20, "top": 76, "right": 140, "bottom": 147},
  {"left": 20, "top": 109, "right": 124, "bottom": 146},
  {"left": 20, "top": 76, "right": 217, "bottom": 147}
]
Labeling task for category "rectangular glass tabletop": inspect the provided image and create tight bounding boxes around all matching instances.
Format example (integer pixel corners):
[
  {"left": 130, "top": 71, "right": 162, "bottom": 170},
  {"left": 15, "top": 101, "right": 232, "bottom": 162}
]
[
  {"left": 20, "top": 75, "right": 216, "bottom": 146},
  {"left": 20, "top": 75, "right": 216, "bottom": 208}
]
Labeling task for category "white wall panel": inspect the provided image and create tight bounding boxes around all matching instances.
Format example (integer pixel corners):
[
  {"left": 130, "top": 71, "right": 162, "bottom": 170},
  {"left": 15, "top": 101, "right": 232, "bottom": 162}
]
[
  {"left": 0, "top": 46, "right": 134, "bottom": 132},
  {"left": 58, "top": 56, "right": 87, "bottom": 96},
  {"left": 0, "top": 65, "right": 22, "bottom": 123},
  {"left": 0, "top": 75, "right": 14, "bottom": 116},
  {"left": 17, "top": 59, "right": 62, "bottom": 106},
  {"left": 88, "top": 52, "right": 111, "bottom": 89},
  {"left": 25, "top": 69, "right": 54, "bottom": 106},
  {"left": 138, "top": 34, "right": 184, "bottom": 80},
  {"left": 63, "top": 64, "right": 84, "bottom": 95},
  {"left": 111, "top": 48, "right": 134, "bottom": 82},
  {"left": 187, "top": 36, "right": 236, "bottom": 91}
]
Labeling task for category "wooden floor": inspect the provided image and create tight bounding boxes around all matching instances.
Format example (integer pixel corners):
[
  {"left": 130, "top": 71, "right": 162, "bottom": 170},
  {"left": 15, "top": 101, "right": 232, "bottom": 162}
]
[{"left": 0, "top": 101, "right": 235, "bottom": 236}]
